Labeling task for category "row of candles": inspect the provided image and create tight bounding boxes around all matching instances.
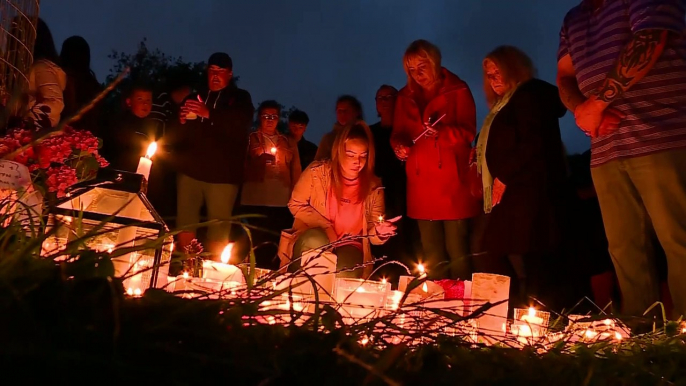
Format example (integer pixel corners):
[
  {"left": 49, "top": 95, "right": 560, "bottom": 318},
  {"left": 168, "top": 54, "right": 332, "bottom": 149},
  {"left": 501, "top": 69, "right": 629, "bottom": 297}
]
[{"left": 132, "top": 141, "right": 631, "bottom": 345}]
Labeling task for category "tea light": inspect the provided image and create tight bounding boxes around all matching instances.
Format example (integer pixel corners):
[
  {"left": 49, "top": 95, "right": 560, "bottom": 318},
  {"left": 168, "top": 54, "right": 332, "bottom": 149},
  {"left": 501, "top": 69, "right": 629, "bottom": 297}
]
[
  {"left": 512, "top": 307, "right": 550, "bottom": 344},
  {"left": 522, "top": 307, "right": 544, "bottom": 325},
  {"left": 202, "top": 243, "right": 244, "bottom": 283}
]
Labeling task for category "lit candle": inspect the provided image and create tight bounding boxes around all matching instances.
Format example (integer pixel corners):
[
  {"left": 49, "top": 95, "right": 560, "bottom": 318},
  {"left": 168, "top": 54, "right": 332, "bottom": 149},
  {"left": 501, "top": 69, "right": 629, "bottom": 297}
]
[
  {"left": 377, "top": 215, "right": 385, "bottom": 223},
  {"left": 270, "top": 146, "right": 277, "bottom": 155},
  {"left": 417, "top": 263, "right": 427, "bottom": 279},
  {"left": 521, "top": 307, "right": 544, "bottom": 326},
  {"left": 202, "top": 243, "right": 244, "bottom": 283},
  {"left": 136, "top": 142, "right": 157, "bottom": 180}
]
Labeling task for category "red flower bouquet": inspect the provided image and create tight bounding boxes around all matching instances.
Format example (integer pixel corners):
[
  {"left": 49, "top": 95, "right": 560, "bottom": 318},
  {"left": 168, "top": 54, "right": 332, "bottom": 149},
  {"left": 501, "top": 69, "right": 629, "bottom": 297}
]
[{"left": 0, "top": 126, "right": 108, "bottom": 198}]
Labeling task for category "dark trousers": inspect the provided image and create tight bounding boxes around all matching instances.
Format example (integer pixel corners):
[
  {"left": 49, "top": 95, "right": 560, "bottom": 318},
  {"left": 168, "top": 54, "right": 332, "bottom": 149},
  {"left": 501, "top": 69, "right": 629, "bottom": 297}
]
[
  {"left": 417, "top": 219, "right": 470, "bottom": 280},
  {"left": 239, "top": 205, "right": 293, "bottom": 270}
]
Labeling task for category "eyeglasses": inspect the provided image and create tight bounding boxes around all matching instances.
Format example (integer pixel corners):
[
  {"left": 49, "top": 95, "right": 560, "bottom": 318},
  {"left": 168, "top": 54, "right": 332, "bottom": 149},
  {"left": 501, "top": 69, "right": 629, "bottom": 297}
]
[
  {"left": 261, "top": 114, "right": 279, "bottom": 120},
  {"left": 375, "top": 95, "right": 396, "bottom": 101}
]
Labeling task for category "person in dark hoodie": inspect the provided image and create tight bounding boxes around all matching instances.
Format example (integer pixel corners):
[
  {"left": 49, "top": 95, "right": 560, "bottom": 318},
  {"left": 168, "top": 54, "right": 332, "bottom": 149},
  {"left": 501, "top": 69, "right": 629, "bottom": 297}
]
[
  {"left": 475, "top": 46, "right": 571, "bottom": 310},
  {"left": 170, "top": 52, "right": 254, "bottom": 258},
  {"left": 101, "top": 82, "right": 160, "bottom": 172}
]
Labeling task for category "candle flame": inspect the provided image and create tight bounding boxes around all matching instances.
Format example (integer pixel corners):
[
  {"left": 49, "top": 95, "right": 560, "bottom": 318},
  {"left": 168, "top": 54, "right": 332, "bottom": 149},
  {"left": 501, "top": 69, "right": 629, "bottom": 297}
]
[
  {"left": 221, "top": 243, "right": 234, "bottom": 264},
  {"left": 377, "top": 215, "right": 385, "bottom": 223},
  {"left": 417, "top": 263, "right": 425, "bottom": 274},
  {"left": 381, "top": 278, "right": 387, "bottom": 284},
  {"left": 614, "top": 332, "right": 622, "bottom": 341},
  {"left": 270, "top": 146, "right": 277, "bottom": 155},
  {"left": 528, "top": 307, "right": 536, "bottom": 317},
  {"left": 422, "top": 282, "right": 428, "bottom": 292},
  {"left": 146, "top": 142, "right": 158, "bottom": 158},
  {"left": 182, "top": 271, "right": 189, "bottom": 279}
]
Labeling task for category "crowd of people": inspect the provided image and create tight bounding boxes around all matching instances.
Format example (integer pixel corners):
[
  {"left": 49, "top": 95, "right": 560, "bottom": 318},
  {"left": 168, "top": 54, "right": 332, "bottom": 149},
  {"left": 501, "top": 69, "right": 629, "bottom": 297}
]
[{"left": 9, "top": 0, "right": 686, "bottom": 319}]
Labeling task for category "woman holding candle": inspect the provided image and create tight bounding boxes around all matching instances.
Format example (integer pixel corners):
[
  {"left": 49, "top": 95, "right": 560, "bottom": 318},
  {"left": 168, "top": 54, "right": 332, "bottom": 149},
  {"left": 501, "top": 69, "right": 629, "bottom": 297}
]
[
  {"left": 476, "top": 46, "right": 570, "bottom": 308},
  {"left": 280, "top": 122, "right": 396, "bottom": 278},
  {"left": 241, "top": 100, "right": 301, "bottom": 269},
  {"left": 391, "top": 39, "right": 480, "bottom": 280}
]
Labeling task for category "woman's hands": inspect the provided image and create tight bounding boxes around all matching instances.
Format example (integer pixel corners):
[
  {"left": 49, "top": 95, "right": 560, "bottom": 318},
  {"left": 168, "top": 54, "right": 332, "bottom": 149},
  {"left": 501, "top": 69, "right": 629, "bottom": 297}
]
[
  {"left": 393, "top": 144, "right": 411, "bottom": 160},
  {"left": 374, "top": 215, "right": 401, "bottom": 237}
]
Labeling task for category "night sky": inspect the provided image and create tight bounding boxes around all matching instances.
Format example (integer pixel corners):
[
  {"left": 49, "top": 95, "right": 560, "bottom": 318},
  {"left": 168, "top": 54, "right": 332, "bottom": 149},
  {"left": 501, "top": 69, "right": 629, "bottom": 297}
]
[{"left": 41, "top": 0, "right": 589, "bottom": 154}]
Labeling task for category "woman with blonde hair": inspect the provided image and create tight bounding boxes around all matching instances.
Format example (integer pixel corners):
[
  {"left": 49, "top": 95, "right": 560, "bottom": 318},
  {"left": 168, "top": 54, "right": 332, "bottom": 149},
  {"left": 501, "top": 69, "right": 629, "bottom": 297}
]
[
  {"left": 391, "top": 39, "right": 480, "bottom": 280},
  {"left": 280, "top": 122, "right": 397, "bottom": 278},
  {"left": 476, "top": 45, "right": 569, "bottom": 306}
]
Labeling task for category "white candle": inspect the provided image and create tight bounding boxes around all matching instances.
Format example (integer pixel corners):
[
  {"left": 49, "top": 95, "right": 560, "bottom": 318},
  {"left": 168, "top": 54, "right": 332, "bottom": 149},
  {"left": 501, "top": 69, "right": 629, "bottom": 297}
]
[
  {"left": 136, "top": 142, "right": 157, "bottom": 180},
  {"left": 202, "top": 243, "right": 244, "bottom": 283}
]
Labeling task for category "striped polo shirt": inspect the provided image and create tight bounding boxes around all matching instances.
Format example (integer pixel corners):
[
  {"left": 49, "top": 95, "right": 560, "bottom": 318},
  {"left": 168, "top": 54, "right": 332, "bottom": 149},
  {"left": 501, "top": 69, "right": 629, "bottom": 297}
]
[{"left": 558, "top": 0, "right": 686, "bottom": 167}]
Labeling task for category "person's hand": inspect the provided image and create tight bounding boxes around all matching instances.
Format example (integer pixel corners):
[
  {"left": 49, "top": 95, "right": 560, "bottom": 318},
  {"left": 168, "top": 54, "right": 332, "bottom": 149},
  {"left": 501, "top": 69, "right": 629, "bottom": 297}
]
[
  {"left": 574, "top": 94, "right": 608, "bottom": 137},
  {"left": 492, "top": 178, "right": 506, "bottom": 207},
  {"left": 394, "top": 144, "right": 410, "bottom": 161},
  {"left": 374, "top": 220, "right": 398, "bottom": 238},
  {"left": 179, "top": 105, "right": 189, "bottom": 124},
  {"left": 423, "top": 121, "right": 438, "bottom": 138},
  {"left": 597, "top": 108, "right": 626, "bottom": 138},
  {"left": 184, "top": 100, "right": 210, "bottom": 119}
]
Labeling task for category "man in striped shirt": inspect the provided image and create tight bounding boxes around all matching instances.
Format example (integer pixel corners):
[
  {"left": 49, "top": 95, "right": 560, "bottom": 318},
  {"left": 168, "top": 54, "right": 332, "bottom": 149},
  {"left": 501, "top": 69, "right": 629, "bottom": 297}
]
[{"left": 557, "top": 0, "right": 686, "bottom": 318}]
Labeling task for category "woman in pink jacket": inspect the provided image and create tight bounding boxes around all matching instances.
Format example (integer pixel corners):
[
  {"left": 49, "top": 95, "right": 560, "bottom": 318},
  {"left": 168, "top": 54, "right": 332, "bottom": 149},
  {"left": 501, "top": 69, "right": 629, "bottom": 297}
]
[{"left": 391, "top": 40, "right": 481, "bottom": 279}]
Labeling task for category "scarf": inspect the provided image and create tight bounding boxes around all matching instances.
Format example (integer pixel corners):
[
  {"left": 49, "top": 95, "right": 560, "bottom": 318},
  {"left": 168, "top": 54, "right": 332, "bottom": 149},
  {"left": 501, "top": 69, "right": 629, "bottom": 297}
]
[{"left": 476, "top": 86, "right": 518, "bottom": 213}]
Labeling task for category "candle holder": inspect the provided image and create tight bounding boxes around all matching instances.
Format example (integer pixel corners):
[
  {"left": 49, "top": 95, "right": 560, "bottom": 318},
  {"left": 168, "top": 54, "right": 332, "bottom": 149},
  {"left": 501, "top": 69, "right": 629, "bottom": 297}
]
[
  {"left": 512, "top": 308, "right": 551, "bottom": 344},
  {"left": 335, "top": 278, "right": 389, "bottom": 308},
  {"left": 41, "top": 169, "right": 172, "bottom": 293}
]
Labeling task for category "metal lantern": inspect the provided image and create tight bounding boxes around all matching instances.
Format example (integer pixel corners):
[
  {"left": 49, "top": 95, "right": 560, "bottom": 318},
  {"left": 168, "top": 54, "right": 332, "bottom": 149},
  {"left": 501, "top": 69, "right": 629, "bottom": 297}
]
[{"left": 42, "top": 168, "right": 172, "bottom": 295}]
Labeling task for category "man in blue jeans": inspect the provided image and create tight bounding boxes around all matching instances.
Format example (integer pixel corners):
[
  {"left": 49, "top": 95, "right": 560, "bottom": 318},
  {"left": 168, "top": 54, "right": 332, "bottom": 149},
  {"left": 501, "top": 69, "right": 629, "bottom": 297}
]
[
  {"left": 557, "top": 0, "right": 686, "bottom": 318},
  {"left": 169, "top": 52, "right": 254, "bottom": 258}
]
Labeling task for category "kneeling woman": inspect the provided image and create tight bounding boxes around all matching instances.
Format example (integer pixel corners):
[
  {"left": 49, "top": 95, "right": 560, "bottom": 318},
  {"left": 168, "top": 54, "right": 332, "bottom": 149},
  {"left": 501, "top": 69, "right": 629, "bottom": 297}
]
[{"left": 280, "top": 122, "right": 397, "bottom": 278}]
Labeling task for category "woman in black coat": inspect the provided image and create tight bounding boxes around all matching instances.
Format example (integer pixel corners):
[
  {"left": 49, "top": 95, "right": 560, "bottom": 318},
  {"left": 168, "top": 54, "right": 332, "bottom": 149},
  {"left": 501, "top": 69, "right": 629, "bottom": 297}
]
[{"left": 475, "top": 46, "right": 570, "bottom": 309}]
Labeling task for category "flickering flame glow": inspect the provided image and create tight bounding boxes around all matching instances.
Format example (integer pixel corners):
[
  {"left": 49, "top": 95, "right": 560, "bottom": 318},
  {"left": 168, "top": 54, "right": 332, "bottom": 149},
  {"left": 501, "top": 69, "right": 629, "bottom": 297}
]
[
  {"left": 221, "top": 243, "right": 234, "bottom": 264},
  {"left": 422, "top": 282, "right": 428, "bottom": 292},
  {"left": 528, "top": 307, "right": 536, "bottom": 317},
  {"left": 417, "top": 263, "right": 425, "bottom": 274},
  {"left": 182, "top": 271, "right": 189, "bottom": 279},
  {"left": 146, "top": 142, "right": 158, "bottom": 158},
  {"left": 270, "top": 147, "right": 277, "bottom": 155},
  {"left": 377, "top": 215, "right": 385, "bottom": 223},
  {"left": 355, "top": 286, "right": 366, "bottom": 293},
  {"left": 127, "top": 287, "right": 142, "bottom": 297}
]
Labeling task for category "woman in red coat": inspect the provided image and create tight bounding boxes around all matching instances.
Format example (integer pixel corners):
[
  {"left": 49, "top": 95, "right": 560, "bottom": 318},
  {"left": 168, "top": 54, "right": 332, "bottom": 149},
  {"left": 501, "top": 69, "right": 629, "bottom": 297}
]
[{"left": 391, "top": 40, "right": 480, "bottom": 279}]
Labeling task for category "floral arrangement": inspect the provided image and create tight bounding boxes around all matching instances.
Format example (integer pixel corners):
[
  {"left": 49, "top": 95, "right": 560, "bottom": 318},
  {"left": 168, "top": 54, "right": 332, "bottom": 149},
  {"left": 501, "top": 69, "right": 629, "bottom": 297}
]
[{"left": 0, "top": 124, "right": 108, "bottom": 198}]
